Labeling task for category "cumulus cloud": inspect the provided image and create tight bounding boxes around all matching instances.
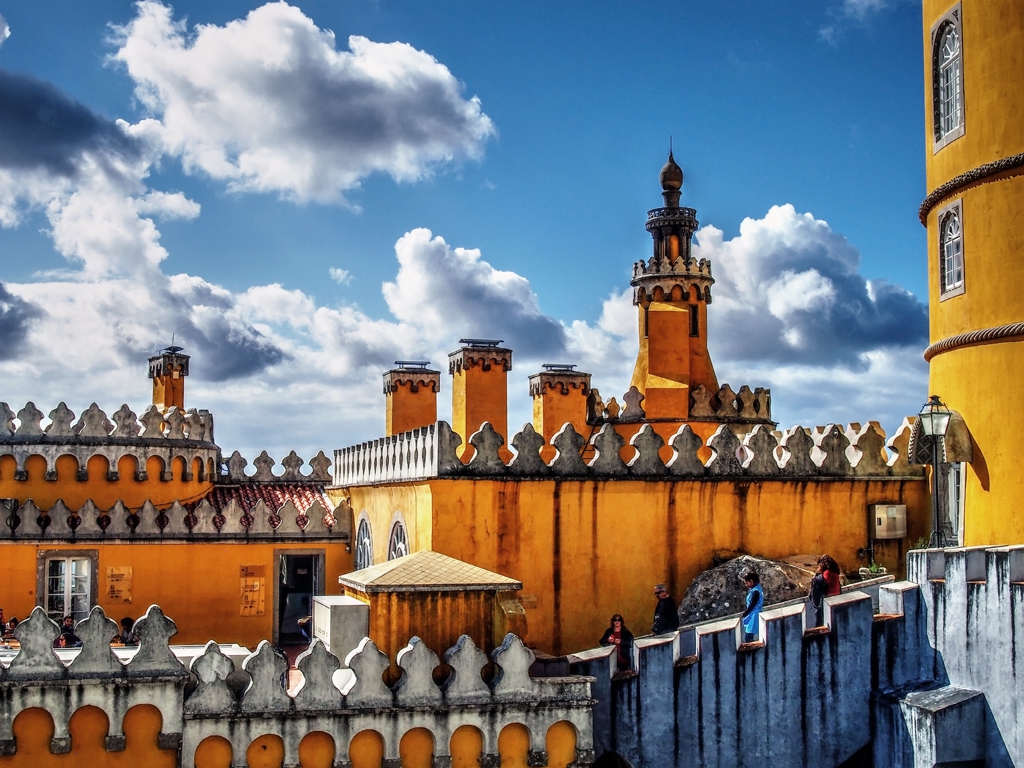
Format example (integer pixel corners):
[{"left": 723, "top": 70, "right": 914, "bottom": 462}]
[
  {"left": 0, "top": 16, "right": 9, "bottom": 48},
  {"left": 109, "top": 1, "right": 496, "bottom": 204},
  {"left": 329, "top": 267, "right": 352, "bottom": 285},
  {"left": 0, "top": 282, "right": 44, "bottom": 359},
  {"left": 382, "top": 228, "right": 567, "bottom": 357},
  {"left": 694, "top": 204, "right": 927, "bottom": 366}
]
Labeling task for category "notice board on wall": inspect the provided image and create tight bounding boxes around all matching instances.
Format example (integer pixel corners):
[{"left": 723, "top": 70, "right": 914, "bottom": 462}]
[
  {"left": 240, "top": 565, "right": 266, "bottom": 616},
  {"left": 105, "top": 566, "right": 133, "bottom": 603}
]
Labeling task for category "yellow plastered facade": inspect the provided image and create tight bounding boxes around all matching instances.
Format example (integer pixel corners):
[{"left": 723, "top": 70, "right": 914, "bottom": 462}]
[{"left": 923, "top": 0, "right": 1024, "bottom": 544}]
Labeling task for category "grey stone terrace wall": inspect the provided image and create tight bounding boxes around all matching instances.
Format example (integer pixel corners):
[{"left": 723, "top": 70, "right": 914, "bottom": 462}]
[
  {"left": 0, "top": 605, "right": 594, "bottom": 768},
  {"left": 335, "top": 418, "right": 924, "bottom": 486}
]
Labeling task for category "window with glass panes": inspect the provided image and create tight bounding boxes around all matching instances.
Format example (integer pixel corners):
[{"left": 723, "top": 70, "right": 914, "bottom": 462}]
[
  {"left": 940, "top": 205, "right": 964, "bottom": 297},
  {"left": 45, "top": 556, "right": 91, "bottom": 622}
]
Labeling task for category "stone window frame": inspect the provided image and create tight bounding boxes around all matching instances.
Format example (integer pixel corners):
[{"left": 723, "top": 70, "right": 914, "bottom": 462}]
[
  {"left": 937, "top": 198, "right": 965, "bottom": 300},
  {"left": 354, "top": 513, "right": 373, "bottom": 571},
  {"left": 387, "top": 511, "right": 410, "bottom": 561},
  {"left": 36, "top": 548, "right": 100, "bottom": 622},
  {"left": 931, "top": 3, "right": 965, "bottom": 153}
]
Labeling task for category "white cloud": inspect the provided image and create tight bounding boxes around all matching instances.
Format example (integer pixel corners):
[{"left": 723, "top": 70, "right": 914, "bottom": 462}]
[
  {"left": 109, "top": 1, "right": 496, "bottom": 205},
  {"left": 329, "top": 267, "right": 352, "bottom": 285},
  {"left": 842, "top": 0, "right": 888, "bottom": 19},
  {"left": 0, "top": 15, "right": 10, "bottom": 47}
]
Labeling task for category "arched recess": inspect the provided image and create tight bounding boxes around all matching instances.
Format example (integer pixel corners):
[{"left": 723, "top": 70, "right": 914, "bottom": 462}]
[
  {"left": 450, "top": 725, "right": 484, "bottom": 768},
  {"left": 670, "top": 284, "right": 685, "bottom": 301},
  {"left": 0, "top": 708, "right": 55, "bottom": 766},
  {"left": 246, "top": 733, "right": 285, "bottom": 768},
  {"left": 399, "top": 727, "right": 434, "bottom": 768},
  {"left": 497, "top": 723, "right": 532, "bottom": 768},
  {"left": 54, "top": 454, "right": 80, "bottom": 482},
  {"left": 145, "top": 455, "right": 166, "bottom": 481},
  {"left": 298, "top": 731, "right": 335, "bottom": 768},
  {"left": 68, "top": 705, "right": 110, "bottom": 758},
  {"left": 117, "top": 452, "right": 142, "bottom": 480},
  {"left": 545, "top": 721, "right": 578, "bottom": 768},
  {"left": 348, "top": 730, "right": 385, "bottom": 768},
  {"left": 86, "top": 454, "right": 111, "bottom": 482},
  {"left": 122, "top": 703, "right": 177, "bottom": 767},
  {"left": 172, "top": 455, "right": 189, "bottom": 481},
  {"left": 194, "top": 735, "right": 233, "bottom": 768}
]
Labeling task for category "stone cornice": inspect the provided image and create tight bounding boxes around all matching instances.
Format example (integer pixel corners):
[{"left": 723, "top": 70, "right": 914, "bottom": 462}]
[
  {"left": 528, "top": 371, "right": 591, "bottom": 397},
  {"left": 923, "top": 320, "right": 1024, "bottom": 361},
  {"left": 383, "top": 369, "right": 441, "bottom": 395},
  {"left": 919, "top": 151, "right": 1024, "bottom": 225},
  {"left": 448, "top": 347, "right": 512, "bottom": 375}
]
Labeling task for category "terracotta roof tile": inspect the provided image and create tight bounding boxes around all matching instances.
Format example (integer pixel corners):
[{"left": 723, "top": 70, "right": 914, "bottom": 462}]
[
  {"left": 203, "top": 483, "right": 332, "bottom": 515},
  {"left": 338, "top": 551, "right": 522, "bottom": 594}
]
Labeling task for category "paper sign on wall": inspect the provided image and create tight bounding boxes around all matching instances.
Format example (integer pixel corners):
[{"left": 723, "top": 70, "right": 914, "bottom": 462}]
[
  {"left": 240, "top": 565, "right": 266, "bottom": 616},
  {"left": 106, "top": 566, "right": 133, "bottom": 603}
]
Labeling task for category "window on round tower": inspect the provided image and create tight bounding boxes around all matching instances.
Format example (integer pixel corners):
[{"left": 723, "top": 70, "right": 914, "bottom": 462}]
[
  {"left": 931, "top": 7, "right": 964, "bottom": 151},
  {"left": 939, "top": 201, "right": 964, "bottom": 300}
]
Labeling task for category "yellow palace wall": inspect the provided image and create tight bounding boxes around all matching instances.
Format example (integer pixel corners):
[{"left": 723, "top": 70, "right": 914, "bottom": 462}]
[
  {"left": 346, "top": 475, "right": 927, "bottom": 655},
  {"left": 0, "top": 454, "right": 214, "bottom": 512},
  {"left": 0, "top": 541, "right": 351, "bottom": 648},
  {"left": 923, "top": 0, "right": 1024, "bottom": 544}
]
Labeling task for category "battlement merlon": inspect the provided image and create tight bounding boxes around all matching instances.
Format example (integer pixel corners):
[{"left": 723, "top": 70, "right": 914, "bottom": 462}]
[
  {"left": 383, "top": 367, "right": 441, "bottom": 395},
  {"left": 528, "top": 370, "right": 592, "bottom": 397},
  {"left": 631, "top": 254, "right": 715, "bottom": 305},
  {"left": 448, "top": 345, "right": 513, "bottom": 375}
]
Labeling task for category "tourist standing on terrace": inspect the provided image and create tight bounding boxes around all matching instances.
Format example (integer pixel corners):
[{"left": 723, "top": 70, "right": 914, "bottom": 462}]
[
  {"left": 600, "top": 614, "right": 635, "bottom": 671},
  {"left": 651, "top": 584, "right": 679, "bottom": 635},
  {"left": 741, "top": 572, "right": 764, "bottom": 643}
]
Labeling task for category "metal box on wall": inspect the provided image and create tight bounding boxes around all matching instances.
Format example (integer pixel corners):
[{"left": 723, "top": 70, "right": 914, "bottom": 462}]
[{"left": 873, "top": 504, "right": 907, "bottom": 539}]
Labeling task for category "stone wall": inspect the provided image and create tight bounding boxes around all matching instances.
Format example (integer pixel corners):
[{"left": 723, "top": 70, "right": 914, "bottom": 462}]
[
  {"left": 0, "top": 606, "right": 594, "bottom": 768},
  {"left": 335, "top": 418, "right": 924, "bottom": 486}
]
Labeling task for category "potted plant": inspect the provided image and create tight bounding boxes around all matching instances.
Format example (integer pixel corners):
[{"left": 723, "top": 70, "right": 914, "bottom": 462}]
[{"left": 858, "top": 562, "right": 888, "bottom": 578}]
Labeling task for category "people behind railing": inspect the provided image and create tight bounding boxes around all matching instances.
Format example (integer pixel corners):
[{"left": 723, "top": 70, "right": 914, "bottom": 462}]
[{"left": 599, "top": 614, "right": 635, "bottom": 672}]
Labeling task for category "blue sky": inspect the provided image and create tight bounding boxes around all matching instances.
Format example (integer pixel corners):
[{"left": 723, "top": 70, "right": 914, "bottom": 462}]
[{"left": 0, "top": 0, "right": 929, "bottom": 463}]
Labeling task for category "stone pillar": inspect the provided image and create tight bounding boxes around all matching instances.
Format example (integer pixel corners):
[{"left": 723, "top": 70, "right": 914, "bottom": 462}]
[
  {"left": 148, "top": 345, "right": 190, "bottom": 412},
  {"left": 384, "top": 362, "right": 440, "bottom": 437},
  {"left": 449, "top": 340, "right": 512, "bottom": 460},
  {"left": 529, "top": 365, "right": 591, "bottom": 457}
]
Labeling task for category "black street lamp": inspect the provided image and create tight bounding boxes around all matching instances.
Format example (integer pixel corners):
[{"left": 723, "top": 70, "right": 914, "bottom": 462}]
[{"left": 918, "top": 395, "right": 952, "bottom": 547}]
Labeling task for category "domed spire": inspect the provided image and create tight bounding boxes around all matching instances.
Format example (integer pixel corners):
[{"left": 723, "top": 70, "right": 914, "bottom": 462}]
[{"left": 659, "top": 145, "right": 683, "bottom": 207}]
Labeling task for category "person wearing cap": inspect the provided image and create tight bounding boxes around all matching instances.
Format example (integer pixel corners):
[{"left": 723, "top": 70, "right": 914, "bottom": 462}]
[{"left": 651, "top": 584, "right": 680, "bottom": 635}]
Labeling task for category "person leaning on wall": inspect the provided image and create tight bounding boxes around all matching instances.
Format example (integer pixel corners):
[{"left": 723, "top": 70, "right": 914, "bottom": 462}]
[
  {"left": 599, "top": 613, "right": 635, "bottom": 671},
  {"left": 809, "top": 554, "right": 842, "bottom": 627},
  {"left": 651, "top": 583, "right": 680, "bottom": 635}
]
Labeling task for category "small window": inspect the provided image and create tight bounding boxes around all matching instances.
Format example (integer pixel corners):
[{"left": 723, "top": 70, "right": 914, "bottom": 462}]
[
  {"left": 45, "top": 556, "right": 92, "bottom": 622},
  {"left": 689, "top": 304, "right": 699, "bottom": 337},
  {"left": 938, "top": 200, "right": 964, "bottom": 299},
  {"left": 932, "top": 6, "right": 964, "bottom": 151},
  {"left": 388, "top": 521, "right": 409, "bottom": 561},
  {"left": 354, "top": 518, "right": 373, "bottom": 570}
]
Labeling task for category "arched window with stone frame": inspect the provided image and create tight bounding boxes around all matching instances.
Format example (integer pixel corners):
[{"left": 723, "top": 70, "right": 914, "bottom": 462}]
[
  {"left": 931, "top": 5, "right": 964, "bottom": 151},
  {"left": 354, "top": 515, "right": 373, "bottom": 571},
  {"left": 387, "top": 512, "right": 410, "bottom": 561},
  {"left": 938, "top": 199, "right": 964, "bottom": 300}
]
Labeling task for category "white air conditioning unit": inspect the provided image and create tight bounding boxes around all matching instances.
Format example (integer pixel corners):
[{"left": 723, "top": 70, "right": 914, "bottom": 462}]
[{"left": 873, "top": 504, "right": 907, "bottom": 540}]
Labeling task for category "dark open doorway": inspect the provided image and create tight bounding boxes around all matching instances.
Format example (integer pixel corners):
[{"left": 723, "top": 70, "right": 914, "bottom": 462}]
[{"left": 277, "top": 553, "right": 320, "bottom": 646}]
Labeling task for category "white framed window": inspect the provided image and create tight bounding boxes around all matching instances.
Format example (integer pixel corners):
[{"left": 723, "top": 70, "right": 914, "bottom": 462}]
[
  {"left": 932, "top": 6, "right": 964, "bottom": 151},
  {"left": 388, "top": 520, "right": 409, "bottom": 561},
  {"left": 938, "top": 199, "right": 965, "bottom": 299},
  {"left": 354, "top": 517, "right": 373, "bottom": 571},
  {"left": 44, "top": 556, "right": 93, "bottom": 622},
  {"left": 947, "top": 461, "right": 966, "bottom": 547}
]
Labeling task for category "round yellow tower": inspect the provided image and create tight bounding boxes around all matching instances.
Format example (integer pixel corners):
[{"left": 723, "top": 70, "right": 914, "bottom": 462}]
[{"left": 921, "top": 1, "right": 1024, "bottom": 544}]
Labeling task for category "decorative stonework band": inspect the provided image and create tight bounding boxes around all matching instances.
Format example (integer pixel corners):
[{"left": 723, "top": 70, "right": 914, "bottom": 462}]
[
  {"left": 919, "top": 152, "right": 1024, "bottom": 225},
  {"left": 923, "top": 320, "right": 1024, "bottom": 362}
]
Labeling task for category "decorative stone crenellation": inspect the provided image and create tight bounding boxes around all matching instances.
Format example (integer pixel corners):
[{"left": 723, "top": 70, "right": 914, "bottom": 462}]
[
  {"left": 0, "top": 402, "right": 219, "bottom": 482},
  {"left": 0, "top": 496, "right": 348, "bottom": 541},
  {"left": 0, "top": 605, "right": 594, "bottom": 767},
  {"left": 631, "top": 249, "right": 714, "bottom": 304},
  {"left": 224, "top": 450, "right": 333, "bottom": 483},
  {"left": 334, "top": 418, "right": 924, "bottom": 485}
]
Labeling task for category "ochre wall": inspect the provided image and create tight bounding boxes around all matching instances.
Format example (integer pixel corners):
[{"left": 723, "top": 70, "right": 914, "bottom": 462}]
[
  {"left": 923, "top": 0, "right": 1024, "bottom": 545},
  {"left": 452, "top": 366, "right": 508, "bottom": 459},
  {"left": 425, "top": 476, "right": 927, "bottom": 654},
  {"left": 0, "top": 454, "right": 214, "bottom": 512},
  {"left": 347, "top": 484, "right": 434, "bottom": 566},
  {"left": 386, "top": 382, "right": 438, "bottom": 437},
  {"left": 0, "top": 541, "right": 350, "bottom": 648}
]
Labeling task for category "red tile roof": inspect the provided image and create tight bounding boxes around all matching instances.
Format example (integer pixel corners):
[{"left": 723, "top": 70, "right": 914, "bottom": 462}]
[{"left": 204, "top": 484, "right": 333, "bottom": 515}]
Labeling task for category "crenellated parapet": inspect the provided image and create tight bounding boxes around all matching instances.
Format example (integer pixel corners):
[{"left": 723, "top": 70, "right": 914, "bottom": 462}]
[
  {"left": 631, "top": 249, "right": 714, "bottom": 304},
  {"left": 335, "top": 418, "right": 924, "bottom": 485},
  {"left": 448, "top": 345, "right": 513, "bottom": 375},
  {"left": 586, "top": 383, "right": 772, "bottom": 425},
  {"left": 0, "top": 605, "right": 594, "bottom": 767},
  {"left": 0, "top": 492, "right": 349, "bottom": 542},
  {"left": 0, "top": 401, "right": 219, "bottom": 481},
  {"left": 223, "top": 449, "right": 332, "bottom": 483}
]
